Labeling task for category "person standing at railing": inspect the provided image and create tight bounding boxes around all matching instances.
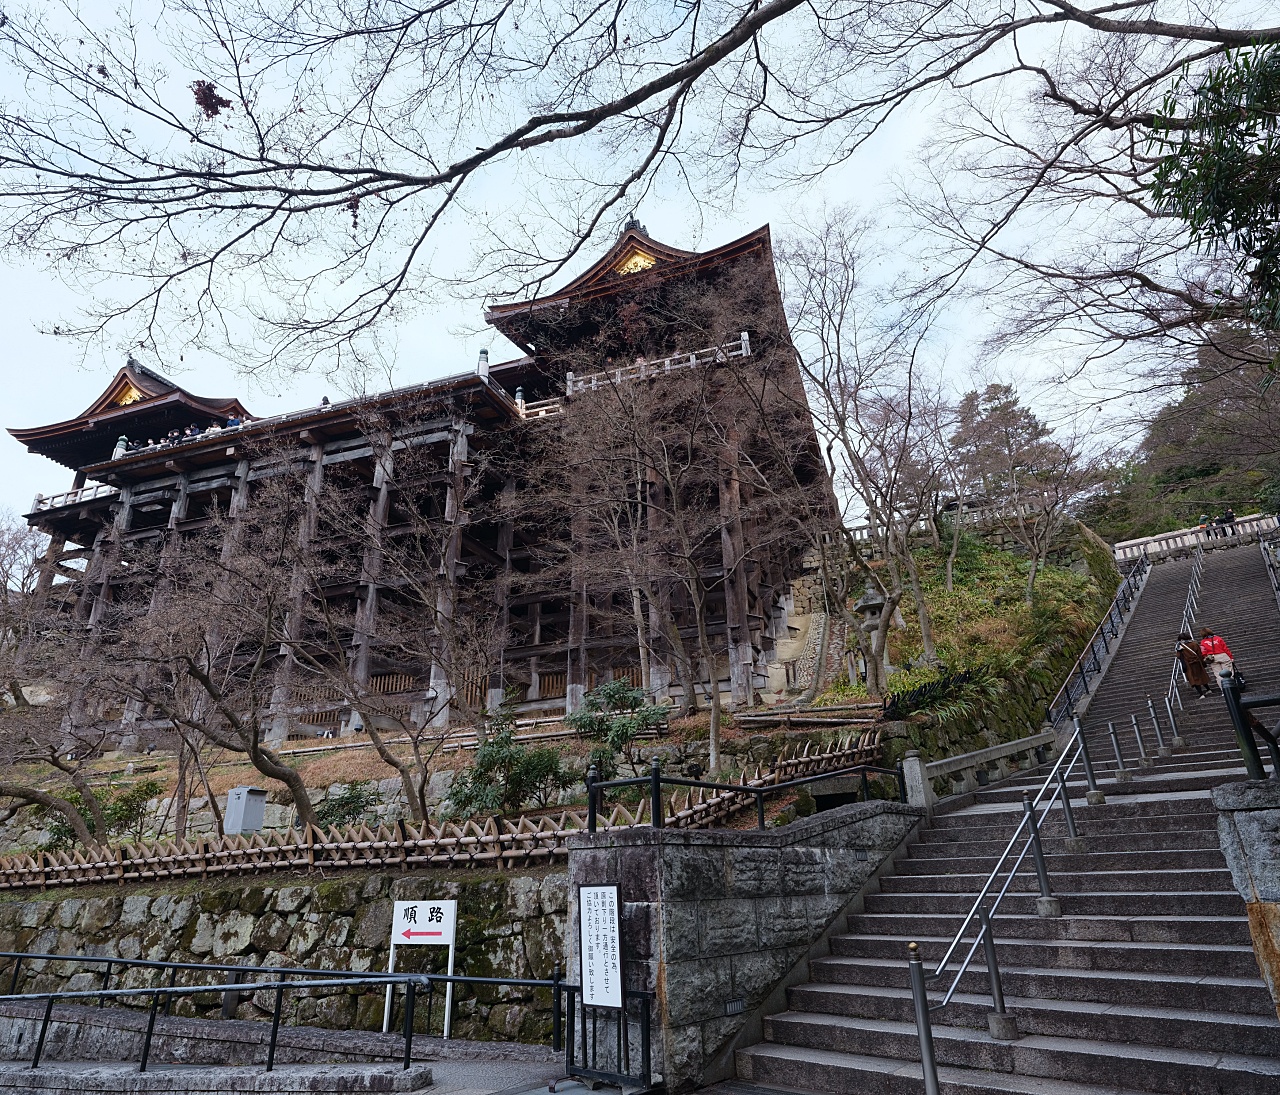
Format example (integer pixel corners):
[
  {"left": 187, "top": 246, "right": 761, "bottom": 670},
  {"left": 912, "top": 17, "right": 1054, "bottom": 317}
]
[
  {"left": 1199, "top": 628, "right": 1235, "bottom": 691},
  {"left": 1175, "top": 632, "right": 1212, "bottom": 699},
  {"left": 1224, "top": 507, "right": 1237, "bottom": 537}
]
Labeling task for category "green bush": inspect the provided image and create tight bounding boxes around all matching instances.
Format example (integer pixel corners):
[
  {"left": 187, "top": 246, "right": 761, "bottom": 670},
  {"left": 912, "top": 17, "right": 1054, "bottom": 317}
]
[
  {"left": 40, "top": 778, "right": 166, "bottom": 849},
  {"left": 565, "top": 679, "right": 666, "bottom": 775},
  {"left": 448, "top": 710, "right": 573, "bottom": 816},
  {"left": 315, "top": 780, "right": 379, "bottom": 829}
]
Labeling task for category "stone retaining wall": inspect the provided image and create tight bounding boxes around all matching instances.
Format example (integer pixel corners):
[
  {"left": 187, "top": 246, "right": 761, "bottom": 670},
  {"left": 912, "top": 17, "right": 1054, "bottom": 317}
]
[
  {"left": 0, "top": 868, "right": 567, "bottom": 1043},
  {"left": 566, "top": 799, "right": 924, "bottom": 1092}
]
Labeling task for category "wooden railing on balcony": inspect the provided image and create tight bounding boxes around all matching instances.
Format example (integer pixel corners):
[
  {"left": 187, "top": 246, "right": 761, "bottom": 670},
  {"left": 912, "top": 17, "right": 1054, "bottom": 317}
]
[{"left": 30, "top": 484, "right": 120, "bottom": 513}]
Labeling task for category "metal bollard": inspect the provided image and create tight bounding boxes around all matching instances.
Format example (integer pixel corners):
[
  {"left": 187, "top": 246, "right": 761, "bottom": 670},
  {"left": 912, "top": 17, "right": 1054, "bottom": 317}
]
[
  {"left": 1164, "top": 695, "right": 1186, "bottom": 748},
  {"left": 1146, "top": 695, "right": 1170, "bottom": 755},
  {"left": 1057, "top": 770, "right": 1079, "bottom": 838},
  {"left": 1107, "top": 722, "right": 1130, "bottom": 782},
  {"left": 650, "top": 758, "right": 663, "bottom": 829},
  {"left": 586, "top": 765, "right": 598, "bottom": 834},
  {"left": 1073, "top": 718, "right": 1105, "bottom": 804},
  {"left": 1130, "top": 714, "right": 1152, "bottom": 766},
  {"left": 978, "top": 908, "right": 1020, "bottom": 1040},
  {"left": 907, "top": 943, "right": 941, "bottom": 1095},
  {"left": 266, "top": 984, "right": 285, "bottom": 1071},
  {"left": 1022, "top": 792, "right": 1061, "bottom": 917}
]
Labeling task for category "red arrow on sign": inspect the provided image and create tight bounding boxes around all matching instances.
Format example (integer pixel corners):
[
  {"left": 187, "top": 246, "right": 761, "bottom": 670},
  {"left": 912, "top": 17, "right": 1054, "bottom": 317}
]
[{"left": 402, "top": 929, "right": 444, "bottom": 939}]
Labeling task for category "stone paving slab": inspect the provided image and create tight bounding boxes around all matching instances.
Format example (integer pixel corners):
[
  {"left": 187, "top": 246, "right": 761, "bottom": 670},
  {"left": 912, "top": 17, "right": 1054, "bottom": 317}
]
[{"left": 0, "top": 1063, "right": 433, "bottom": 1092}]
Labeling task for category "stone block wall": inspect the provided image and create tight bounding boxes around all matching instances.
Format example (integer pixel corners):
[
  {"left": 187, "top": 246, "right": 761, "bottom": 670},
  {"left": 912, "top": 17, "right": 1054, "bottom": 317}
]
[
  {"left": 565, "top": 799, "right": 923, "bottom": 1091},
  {"left": 0, "top": 868, "right": 567, "bottom": 1043}
]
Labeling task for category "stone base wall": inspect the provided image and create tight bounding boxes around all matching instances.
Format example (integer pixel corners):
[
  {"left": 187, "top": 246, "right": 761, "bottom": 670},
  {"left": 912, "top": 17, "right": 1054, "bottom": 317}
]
[
  {"left": 1213, "top": 781, "right": 1280, "bottom": 1021},
  {"left": 565, "top": 799, "right": 924, "bottom": 1092},
  {"left": 0, "top": 868, "right": 567, "bottom": 1043}
]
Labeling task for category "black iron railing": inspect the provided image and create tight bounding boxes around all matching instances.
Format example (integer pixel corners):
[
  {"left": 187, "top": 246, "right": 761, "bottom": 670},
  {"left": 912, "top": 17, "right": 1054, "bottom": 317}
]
[
  {"left": 0, "top": 949, "right": 659, "bottom": 1092},
  {"left": 1045, "top": 553, "right": 1150, "bottom": 729},
  {"left": 585, "top": 759, "right": 907, "bottom": 833}
]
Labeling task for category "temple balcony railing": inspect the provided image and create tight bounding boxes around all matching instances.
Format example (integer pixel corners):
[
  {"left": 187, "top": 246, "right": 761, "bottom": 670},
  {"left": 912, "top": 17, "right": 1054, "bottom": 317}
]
[
  {"left": 514, "top": 332, "right": 752, "bottom": 420},
  {"left": 1113, "top": 513, "right": 1278, "bottom": 562},
  {"left": 31, "top": 483, "right": 121, "bottom": 513}
]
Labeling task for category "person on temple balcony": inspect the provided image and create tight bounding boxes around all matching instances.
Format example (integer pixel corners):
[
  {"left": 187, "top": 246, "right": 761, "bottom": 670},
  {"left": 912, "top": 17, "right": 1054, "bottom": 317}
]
[
  {"left": 225, "top": 414, "right": 242, "bottom": 428},
  {"left": 1223, "top": 507, "right": 1237, "bottom": 536},
  {"left": 111, "top": 436, "right": 129, "bottom": 460}
]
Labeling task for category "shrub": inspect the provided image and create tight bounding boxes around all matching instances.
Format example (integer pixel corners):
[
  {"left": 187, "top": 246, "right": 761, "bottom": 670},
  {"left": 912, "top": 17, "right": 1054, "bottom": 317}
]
[
  {"left": 448, "top": 710, "right": 573, "bottom": 816},
  {"left": 315, "top": 780, "right": 379, "bottom": 829},
  {"left": 40, "top": 778, "right": 166, "bottom": 849},
  {"left": 565, "top": 678, "right": 666, "bottom": 774}
]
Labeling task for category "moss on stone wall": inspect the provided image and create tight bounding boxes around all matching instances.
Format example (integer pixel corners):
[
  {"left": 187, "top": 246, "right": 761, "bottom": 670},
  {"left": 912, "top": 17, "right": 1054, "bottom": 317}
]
[{"left": 0, "top": 866, "right": 566, "bottom": 1043}]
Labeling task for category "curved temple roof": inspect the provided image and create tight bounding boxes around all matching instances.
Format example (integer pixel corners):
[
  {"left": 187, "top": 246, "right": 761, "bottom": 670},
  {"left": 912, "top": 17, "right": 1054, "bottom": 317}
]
[{"left": 9, "top": 362, "right": 251, "bottom": 471}]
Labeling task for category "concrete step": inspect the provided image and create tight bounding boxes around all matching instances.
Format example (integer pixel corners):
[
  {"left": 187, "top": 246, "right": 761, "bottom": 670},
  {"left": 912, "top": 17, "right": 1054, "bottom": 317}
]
[
  {"left": 907, "top": 830, "right": 1224, "bottom": 858},
  {"left": 863, "top": 890, "right": 1245, "bottom": 917},
  {"left": 876, "top": 867, "right": 1234, "bottom": 896},
  {"left": 784, "top": 983, "right": 1280, "bottom": 1057},
  {"left": 928, "top": 799, "right": 1218, "bottom": 833},
  {"left": 750, "top": 1013, "right": 1280, "bottom": 1095},
  {"left": 830, "top": 933, "right": 1261, "bottom": 978},
  {"left": 845, "top": 912, "right": 1252, "bottom": 946},
  {"left": 807, "top": 956, "right": 1275, "bottom": 1014},
  {"left": 893, "top": 848, "right": 1227, "bottom": 877},
  {"left": 736, "top": 1042, "right": 1167, "bottom": 1095}
]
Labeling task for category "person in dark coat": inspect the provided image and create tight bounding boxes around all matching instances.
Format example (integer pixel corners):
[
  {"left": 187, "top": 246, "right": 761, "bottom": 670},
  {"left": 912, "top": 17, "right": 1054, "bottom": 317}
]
[{"left": 1176, "top": 631, "right": 1211, "bottom": 698}]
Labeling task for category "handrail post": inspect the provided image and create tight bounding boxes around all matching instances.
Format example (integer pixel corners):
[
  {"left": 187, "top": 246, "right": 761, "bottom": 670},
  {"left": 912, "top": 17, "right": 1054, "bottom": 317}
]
[
  {"left": 140, "top": 990, "right": 161, "bottom": 1072},
  {"left": 1146, "top": 695, "right": 1171, "bottom": 756},
  {"left": 99, "top": 959, "right": 112, "bottom": 1008},
  {"left": 756, "top": 791, "right": 766, "bottom": 830},
  {"left": 1164, "top": 695, "right": 1186, "bottom": 748},
  {"left": 403, "top": 978, "right": 417, "bottom": 1070},
  {"left": 8, "top": 955, "right": 21, "bottom": 996},
  {"left": 649, "top": 758, "right": 663, "bottom": 829},
  {"left": 1107, "top": 722, "right": 1130, "bottom": 783},
  {"left": 978, "top": 907, "right": 1019, "bottom": 1040},
  {"left": 907, "top": 944, "right": 940, "bottom": 1095},
  {"left": 1073, "top": 718, "right": 1104, "bottom": 805},
  {"left": 896, "top": 762, "right": 907, "bottom": 803},
  {"left": 552, "top": 966, "right": 562, "bottom": 1054},
  {"left": 1022, "top": 793, "right": 1060, "bottom": 918},
  {"left": 586, "top": 766, "right": 598, "bottom": 835},
  {"left": 31, "top": 993, "right": 55, "bottom": 1069},
  {"left": 1222, "top": 675, "right": 1268, "bottom": 781},
  {"left": 266, "top": 983, "right": 285, "bottom": 1071},
  {"left": 1130, "top": 714, "right": 1152, "bottom": 767},
  {"left": 1057, "top": 770, "right": 1084, "bottom": 853}
]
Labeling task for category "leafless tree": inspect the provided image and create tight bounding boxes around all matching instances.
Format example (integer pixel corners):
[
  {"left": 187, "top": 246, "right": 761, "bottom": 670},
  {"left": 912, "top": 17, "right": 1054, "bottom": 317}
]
[
  {"left": 0, "top": 2, "right": 1272, "bottom": 374},
  {"left": 953, "top": 384, "right": 1109, "bottom": 601}
]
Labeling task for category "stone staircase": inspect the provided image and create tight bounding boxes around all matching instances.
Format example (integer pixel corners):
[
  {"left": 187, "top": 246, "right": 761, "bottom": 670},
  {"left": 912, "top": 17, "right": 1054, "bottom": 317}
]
[{"left": 734, "top": 544, "right": 1280, "bottom": 1094}]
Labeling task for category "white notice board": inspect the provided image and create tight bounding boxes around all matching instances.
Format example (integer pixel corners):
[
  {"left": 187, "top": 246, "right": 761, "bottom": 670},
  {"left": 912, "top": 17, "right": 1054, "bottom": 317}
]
[
  {"left": 579, "top": 884, "right": 623, "bottom": 1009},
  {"left": 383, "top": 898, "right": 458, "bottom": 1037},
  {"left": 392, "top": 898, "right": 457, "bottom": 944}
]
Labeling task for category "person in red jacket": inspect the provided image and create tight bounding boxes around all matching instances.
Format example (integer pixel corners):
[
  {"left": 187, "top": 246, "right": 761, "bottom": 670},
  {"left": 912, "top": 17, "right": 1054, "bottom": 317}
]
[{"left": 1199, "top": 628, "right": 1235, "bottom": 691}]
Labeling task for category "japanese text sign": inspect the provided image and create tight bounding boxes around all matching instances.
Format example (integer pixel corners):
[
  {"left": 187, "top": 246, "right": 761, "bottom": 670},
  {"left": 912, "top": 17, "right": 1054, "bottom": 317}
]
[
  {"left": 579, "top": 884, "right": 623, "bottom": 1009},
  {"left": 391, "top": 899, "right": 457, "bottom": 945}
]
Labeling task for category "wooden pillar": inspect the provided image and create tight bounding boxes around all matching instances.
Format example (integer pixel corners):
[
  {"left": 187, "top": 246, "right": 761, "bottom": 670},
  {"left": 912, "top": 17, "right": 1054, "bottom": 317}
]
[
  {"left": 266, "top": 443, "right": 325, "bottom": 745},
  {"left": 86, "top": 486, "right": 133, "bottom": 629},
  {"left": 566, "top": 510, "right": 589, "bottom": 714},
  {"left": 488, "top": 478, "right": 516, "bottom": 713},
  {"left": 353, "top": 443, "right": 394, "bottom": 694},
  {"left": 428, "top": 419, "right": 472, "bottom": 728},
  {"left": 719, "top": 433, "right": 754, "bottom": 708},
  {"left": 527, "top": 601, "right": 543, "bottom": 701}
]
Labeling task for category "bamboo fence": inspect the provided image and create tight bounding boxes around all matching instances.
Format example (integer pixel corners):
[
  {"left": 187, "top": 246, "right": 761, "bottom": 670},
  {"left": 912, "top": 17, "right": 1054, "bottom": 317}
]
[{"left": 0, "top": 730, "right": 883, "bottom": 892}]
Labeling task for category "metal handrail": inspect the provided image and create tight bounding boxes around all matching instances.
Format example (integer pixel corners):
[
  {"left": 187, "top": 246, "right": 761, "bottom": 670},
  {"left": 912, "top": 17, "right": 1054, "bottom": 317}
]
[
  {"left": 1044, "top": 553, "right": 1150, "bottom": 730},
  {"left": 585, "top": 759, "right": 906, "bottom": 833},
  {"left": 924, "top": 727, "right": 1088, "bottom": 994},
  {"left": 0, "top": 948, "right": 588, "bottom": 1078},
  {"left": 1166, "top": 544, "right": 1206, "bottom": 709}
]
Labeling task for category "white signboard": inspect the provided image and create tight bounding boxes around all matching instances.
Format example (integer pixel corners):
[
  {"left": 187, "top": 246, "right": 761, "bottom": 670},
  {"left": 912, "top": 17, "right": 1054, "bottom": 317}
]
[
  {"left": 392, "top": 899, "right": 457, "bottom": 945},
  {"left": 579, "top": 884, "right": 623, "bottom": 1009},
  {"left": 383, "top": 899, "right": 458, "bottom": 1037}
]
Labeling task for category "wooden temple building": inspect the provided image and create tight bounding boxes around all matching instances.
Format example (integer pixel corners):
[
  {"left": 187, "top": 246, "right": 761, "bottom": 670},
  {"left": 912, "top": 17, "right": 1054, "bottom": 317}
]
[{"left": 11, "top": 223, "right": 831, "bottom": 744}]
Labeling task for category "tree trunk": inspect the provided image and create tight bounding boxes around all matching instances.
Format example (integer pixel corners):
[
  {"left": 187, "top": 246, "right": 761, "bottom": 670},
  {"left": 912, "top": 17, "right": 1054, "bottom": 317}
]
[
  {"left": 630, "top": 583, "right": 651, "bottom": 694},
  {"left": 174, "top": 744, "right": 190, "bottom": 841},
  {"left": 904, "top": 555, "right": 938, "bottom": 665},
  {"left": 0, "top": 783, "right": 96, "bottom": 848},
  {"left": 945, "top": 509, "right": 964, "bottom": 592},
  {"left": 364, "top": 715, "right": 425, "bottom": 821}
]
